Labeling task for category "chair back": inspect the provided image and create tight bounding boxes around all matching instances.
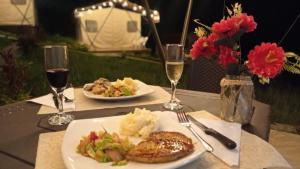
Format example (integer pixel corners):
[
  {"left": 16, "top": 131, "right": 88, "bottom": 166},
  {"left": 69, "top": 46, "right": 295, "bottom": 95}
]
[{"left": 187, "top": 57, "right": 225, "bottom": 93}]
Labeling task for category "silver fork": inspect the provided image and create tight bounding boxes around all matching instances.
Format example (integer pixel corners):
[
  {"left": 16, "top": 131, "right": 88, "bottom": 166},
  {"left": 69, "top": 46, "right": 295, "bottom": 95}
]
[{"left": 177, "top": 109, "right": 214, "bottom": 152}]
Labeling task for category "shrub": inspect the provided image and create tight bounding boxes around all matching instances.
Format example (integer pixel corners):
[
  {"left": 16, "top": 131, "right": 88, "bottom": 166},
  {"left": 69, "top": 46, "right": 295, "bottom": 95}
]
[{"left": 0, "top": 46, "right": 31, "bottom": 104}]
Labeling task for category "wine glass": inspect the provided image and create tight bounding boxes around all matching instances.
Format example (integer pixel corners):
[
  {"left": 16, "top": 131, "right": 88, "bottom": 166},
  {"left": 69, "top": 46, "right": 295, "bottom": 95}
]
[
  {"left": 163, "top": 44, "right": 184, "bottom": 110},
  {"left": 44, "top": 45, "right": 74, "bottom": 125}
]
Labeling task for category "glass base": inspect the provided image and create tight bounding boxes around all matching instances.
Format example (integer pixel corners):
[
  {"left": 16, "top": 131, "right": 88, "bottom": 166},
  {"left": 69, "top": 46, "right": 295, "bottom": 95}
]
[
  {"left": 48, "top": 113, "right": 74, "bottom": 126},
  {"left": 163, "top": 102, "right": 183, "bottom": 110}
]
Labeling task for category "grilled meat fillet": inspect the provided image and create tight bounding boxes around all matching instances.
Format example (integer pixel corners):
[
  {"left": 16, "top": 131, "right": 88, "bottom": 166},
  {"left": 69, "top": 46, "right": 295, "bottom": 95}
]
[{"left": 126, "top": 131, "right": 194, "bottom": 163}]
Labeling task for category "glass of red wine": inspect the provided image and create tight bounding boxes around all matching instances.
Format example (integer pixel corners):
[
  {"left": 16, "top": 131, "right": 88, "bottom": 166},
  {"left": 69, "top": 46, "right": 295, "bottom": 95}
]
[{"left": 44, "top": 45, "right": 74, "bottom": 125}]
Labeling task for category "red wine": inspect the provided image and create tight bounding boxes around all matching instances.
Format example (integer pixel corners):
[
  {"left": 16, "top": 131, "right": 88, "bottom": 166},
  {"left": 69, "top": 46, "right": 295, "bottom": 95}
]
[{"left": 46, "top": 68, "right": 69, "bottom": 89}]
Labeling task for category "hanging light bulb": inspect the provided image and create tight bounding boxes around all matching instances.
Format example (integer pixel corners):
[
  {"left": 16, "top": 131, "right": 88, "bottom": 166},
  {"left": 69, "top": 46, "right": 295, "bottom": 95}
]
[
  {"left": 154, "top": 15, "right": 160, "bottom": 23},
  {"left": 98, "top": 6, "right": 103, "bottom": 9},
  {"left": 138, "top": 5, "right": 143, "bottom": 10},
  {"left": 142, "top": 10, "right": 146, "bottom": 16},
  {"left": 122, "top": 1, "right": 128, "bottom": 7},
  {"left": 133, "top": 6, "right": 137, "bottom": 11},
  {"left": 153, "top": 10, "right": 158, "bottom": 15},
  {"left": 92, "top": 5, "right": 96, "bottom": 9},
  {"left": 108, "top": 1, "right": 114, "bottom": 7},
  {"left": 102, "top": 2, "right": 107, "bottom": 7},
  {"left": 81, "top": 7, "right": 85, "bottom": 11},
  {"left": 78, "top": 12, "right": 83, "bottom": 17},
  {"left": 113, "top": 0, "right": 117, "bottom": 3},
  {"left": 150, "top": 13, "right": 154, "bottom": 18}
]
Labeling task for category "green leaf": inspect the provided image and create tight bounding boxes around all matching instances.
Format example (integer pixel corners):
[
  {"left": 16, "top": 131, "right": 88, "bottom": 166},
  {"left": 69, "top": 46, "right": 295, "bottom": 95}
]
[
  {"left": 285, "top": 52, "right": 299, "bottom": 58},
  {"left": 215, "top": 38, "right": 235, "bottom": 48},
  {"left": 259, "top": 77, "right": 270, "bottom": 85},
  {"left": 112, "top": 160, "right": 128, "bottom": 166},
  {"left": 121, "top": 87, "right": 132, "bottom": 96},
  {"left": 226, "top": 6, "right": 233, "bottom": 16},
  {"left": 283, "top": 64, "right": 300, "bottom": 74},
  {"left": 231, "top": 29, "right": 245, "bottom": 42},
  {"left": 283, "top": 52, "right": 300, "bottom": 74},
  {"left": 193, "top": 19, "right": 212, "bottom": 31}
]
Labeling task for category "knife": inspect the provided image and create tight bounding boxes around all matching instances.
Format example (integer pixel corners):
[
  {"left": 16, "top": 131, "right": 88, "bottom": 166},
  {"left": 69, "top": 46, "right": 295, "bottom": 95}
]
[{"left": 187, "top": 115, "right": 237, "bottom": 150}]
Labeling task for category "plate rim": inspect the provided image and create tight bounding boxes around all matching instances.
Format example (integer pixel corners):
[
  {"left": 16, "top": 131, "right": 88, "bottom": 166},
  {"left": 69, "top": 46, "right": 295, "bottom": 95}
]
[
  {"left": 61, "top": 111, "right": 206, "bottom": 169},
  {"left": 82, "top": 80, "right": 154, "bottom": 100}
]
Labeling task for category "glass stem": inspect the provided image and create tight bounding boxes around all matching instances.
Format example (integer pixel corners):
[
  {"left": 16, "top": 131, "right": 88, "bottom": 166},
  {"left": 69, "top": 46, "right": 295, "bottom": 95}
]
[
  {"left": 170, "top": 82, "right": 177, "bottom": 103},
  {"left": 57, "top": 92, "right": 64, "bottom": 115}
]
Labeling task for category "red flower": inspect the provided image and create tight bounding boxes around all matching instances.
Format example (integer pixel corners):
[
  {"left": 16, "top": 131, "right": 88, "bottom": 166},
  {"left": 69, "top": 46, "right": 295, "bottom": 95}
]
[
  {"left": 237, "top": 13, "right": 257, "bottom": 33},
  {"left": 217, "top": 45, "right": 239, "bottom": 68},
  {"left": 212, "top": 13, "right": 256, "bottom": 37},
  {"left": 247, "top": 42, "right": 285, "bottom": 78},
  {"left": 212, "top": 17, "right": 240, "bottom": 37},
  {"left": 190, "top": 34, "right": 218, "bottom": 59},
  {"left": 207, "top": 32, "right": 219, "bottom": 42}
]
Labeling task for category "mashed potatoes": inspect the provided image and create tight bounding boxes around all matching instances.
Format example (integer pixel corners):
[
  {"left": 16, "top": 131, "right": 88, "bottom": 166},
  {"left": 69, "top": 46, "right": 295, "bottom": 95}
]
[
  {"left": 119, "top": 108, "right": 159, "bottom": 138},
  {"left": 113, "top": 77, "right": 137, "bottom": 94}
]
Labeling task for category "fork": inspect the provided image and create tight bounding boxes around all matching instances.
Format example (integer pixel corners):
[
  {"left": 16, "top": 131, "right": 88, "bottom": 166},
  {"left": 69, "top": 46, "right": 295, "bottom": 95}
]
[{"left": 177, "top": 109, "right": 214, "bottom": 152}]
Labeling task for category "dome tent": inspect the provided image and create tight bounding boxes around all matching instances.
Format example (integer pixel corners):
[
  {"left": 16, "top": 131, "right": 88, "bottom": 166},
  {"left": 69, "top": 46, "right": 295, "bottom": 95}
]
[
  {"left": 74, "top": 0, "right": 159, "bottom": 52},
  {"left": 0, "top": 0, "right": 36, "bottom": 26}
]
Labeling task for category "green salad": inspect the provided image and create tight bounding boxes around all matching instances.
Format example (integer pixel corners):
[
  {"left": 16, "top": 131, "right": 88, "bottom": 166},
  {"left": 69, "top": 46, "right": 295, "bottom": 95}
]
[{"left": 77, "top": 130, "right": 135, "bottom": 166}]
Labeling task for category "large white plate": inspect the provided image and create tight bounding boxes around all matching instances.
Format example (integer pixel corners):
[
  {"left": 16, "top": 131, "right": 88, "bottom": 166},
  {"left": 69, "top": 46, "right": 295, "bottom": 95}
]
[
  {"left": 62, "top": 111, "right": 206, "bottom": 169},
  {"left": 82, "top": 80, "right": 154, "bottom": 100}
]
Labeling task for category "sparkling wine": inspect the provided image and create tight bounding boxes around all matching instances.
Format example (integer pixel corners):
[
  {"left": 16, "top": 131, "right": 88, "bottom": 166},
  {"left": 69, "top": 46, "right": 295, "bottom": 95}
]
[
  {"left": 165, "top": 61, "right": 184, "bottom": 83},
  {"left": 46, "top": 68, "right": 69, "bottom": 89}
]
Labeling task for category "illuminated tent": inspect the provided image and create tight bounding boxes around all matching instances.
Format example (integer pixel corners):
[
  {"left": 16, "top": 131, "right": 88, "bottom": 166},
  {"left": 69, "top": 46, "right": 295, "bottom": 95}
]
[
  {"left": 0, "top": 0, "right": 36, "bottom": 26},
  {"left": 74, "top": 0, "right": 159, "bottom": 52}
]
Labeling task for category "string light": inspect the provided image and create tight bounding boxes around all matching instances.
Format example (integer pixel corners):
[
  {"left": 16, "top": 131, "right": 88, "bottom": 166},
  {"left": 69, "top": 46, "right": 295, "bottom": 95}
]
[
  {"left": 78, "top": 12, "right": 83, "bottom": 17},
  {"left": 108, "top": 1, "right": 114, "bottom": 7},
  {"left": 153, "top": 15, "right": 160, "bottom": 23},
  {"left": 73, "top": 1, "right": 160, "bottom": 23},
  {"left": 122, "top": 1, "right": 128, "bottom": 7}
]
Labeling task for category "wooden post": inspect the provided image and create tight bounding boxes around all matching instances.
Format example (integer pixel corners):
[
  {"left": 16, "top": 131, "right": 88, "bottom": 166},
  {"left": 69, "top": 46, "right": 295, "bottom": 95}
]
[
  {"left": 141, "top": 0, "right": 165, "bottom": 66},
  {"left": 181, "top": 0, "right": 193, "bottom": 46}
]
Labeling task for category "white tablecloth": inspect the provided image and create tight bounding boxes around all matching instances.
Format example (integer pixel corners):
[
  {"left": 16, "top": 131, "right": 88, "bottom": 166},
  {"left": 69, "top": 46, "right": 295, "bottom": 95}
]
[{"left": 36, "top": 86, "right": 171, "bottom": 114}]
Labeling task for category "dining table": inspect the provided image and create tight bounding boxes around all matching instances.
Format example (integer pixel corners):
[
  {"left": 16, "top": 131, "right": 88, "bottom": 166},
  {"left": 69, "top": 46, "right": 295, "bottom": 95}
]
[{"left": 0, "top": 86, "right": 292, "bottom": 169}]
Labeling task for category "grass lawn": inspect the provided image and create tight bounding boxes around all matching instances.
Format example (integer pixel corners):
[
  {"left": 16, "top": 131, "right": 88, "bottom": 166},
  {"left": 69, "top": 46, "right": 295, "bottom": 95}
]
[
  {"left": 255, "top": 75, "right": 300, "bottom": 125},
  {"left": 20, "top": 47, "right": 175, "bottom": 99}
]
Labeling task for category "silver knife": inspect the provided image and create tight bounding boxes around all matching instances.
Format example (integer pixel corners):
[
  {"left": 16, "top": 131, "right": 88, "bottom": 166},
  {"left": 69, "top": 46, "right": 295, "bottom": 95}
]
[{"left": 187, "top": 115, "right": 237, "bottom": 149}]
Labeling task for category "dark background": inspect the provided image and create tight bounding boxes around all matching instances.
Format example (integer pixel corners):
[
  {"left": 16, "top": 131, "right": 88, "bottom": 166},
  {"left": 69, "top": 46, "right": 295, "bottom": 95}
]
[
  {"left": 35, "top": 0, "right": 300, "bottom": 85},
  {"left": 36, "top": 0, "right": 300, "bottom": 54}
]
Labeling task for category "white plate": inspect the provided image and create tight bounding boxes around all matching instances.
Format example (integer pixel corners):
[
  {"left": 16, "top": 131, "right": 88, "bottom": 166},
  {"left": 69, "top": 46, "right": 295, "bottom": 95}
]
[
  {"left": 82, "top": 80, "right": 154, "bottom": 100},
  {"left": 62, "top": 111, "right": 206, "bottom": 169}
]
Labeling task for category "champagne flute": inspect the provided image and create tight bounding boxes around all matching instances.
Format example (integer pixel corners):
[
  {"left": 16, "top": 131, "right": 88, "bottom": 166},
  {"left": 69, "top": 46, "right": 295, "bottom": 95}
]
[
  {"left": 44, "top": 45, "right": 74, "bottom": 125},
  {"left": 163, "top": 44, "right": 184, "bottom": 110}
]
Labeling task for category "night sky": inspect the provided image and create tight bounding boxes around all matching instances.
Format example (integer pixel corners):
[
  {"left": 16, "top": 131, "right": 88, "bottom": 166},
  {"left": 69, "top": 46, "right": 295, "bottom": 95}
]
[{"left": 35, "top": 0, "right": 300, "bottom": 54}]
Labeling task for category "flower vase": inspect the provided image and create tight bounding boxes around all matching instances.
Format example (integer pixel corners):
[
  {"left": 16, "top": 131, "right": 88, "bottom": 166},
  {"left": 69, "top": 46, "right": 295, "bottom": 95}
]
[{"left": 220, "top": 75, "right": 254, "bottom": 124}]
